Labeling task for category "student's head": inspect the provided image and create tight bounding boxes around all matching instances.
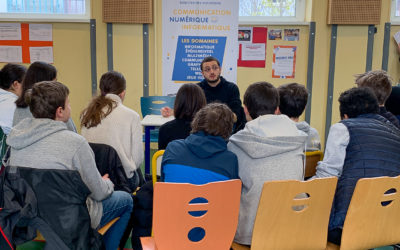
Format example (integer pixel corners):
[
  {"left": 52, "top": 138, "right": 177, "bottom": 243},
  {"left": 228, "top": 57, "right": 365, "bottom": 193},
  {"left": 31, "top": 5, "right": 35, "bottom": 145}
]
[
  {"left": 200, "top": 56, "right": 221, "bottom": 84},
  {"left": 99, "top": 71, "right": 126, "bottom": 101},
  {"left": 0, "top": 63, "right": 27, "bottom": 97},
  {"left": 81, "top": 71, "right": 126, "bottom": 129},
  {"left": 339, "top": 87, "right": 379, "bottom": 119},
  {"left": 385, "top": 86, "right": 400, "bottom": 116},
  {"left": 25, "top": 81, "right": 70, "bottom": 121},
  {"left": 191, "top": 103, "right": 235, "bottom": 140},
  {"left": 243, "top": 81, "right": 279, "bottom": 121},
  {"left": 354, "top": 70, "right": 392, "bottom": 105},
  {"left": 278, "top": 83, "right": 308, "bottom": 119},
  {"left": 16, "top": 61, "right": 57, "bottom": 108},
  {"left": 174, "top": 83, "right": 206, "bottom": 120}
]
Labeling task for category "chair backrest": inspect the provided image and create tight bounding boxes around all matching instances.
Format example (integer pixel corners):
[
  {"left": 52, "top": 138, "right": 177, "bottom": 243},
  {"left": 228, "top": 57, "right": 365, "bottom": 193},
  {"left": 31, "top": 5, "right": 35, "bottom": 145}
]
[
  {"left": 340, "top": 175, "right": 400, "bottom": 250},
  {"left": 140, "top": 96, "right": 175, "bottom": 117},
  {"left": 304, "top": 151, "right": 323, "bottom": 178},
  {"left": 151, "top": 150, "right": 164, "bottom": 184},
  {"left": 251, "top": 177, "right": 337, "bottom": 250},
  {"left": 152, "top": 179, "right": 242, "bottom": 250}
]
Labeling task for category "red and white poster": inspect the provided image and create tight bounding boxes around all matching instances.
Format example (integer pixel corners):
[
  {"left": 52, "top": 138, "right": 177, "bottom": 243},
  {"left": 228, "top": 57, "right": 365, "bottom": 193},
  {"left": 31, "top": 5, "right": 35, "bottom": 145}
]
[
  {"left": 272, "top": 45, "right": 296, "bottom": 78},
  {"left": 238, "top": 27, "right": 267, "bottom": 68},
  {"left": 0, "top": 23, "right": 53, "bottom": 63}
]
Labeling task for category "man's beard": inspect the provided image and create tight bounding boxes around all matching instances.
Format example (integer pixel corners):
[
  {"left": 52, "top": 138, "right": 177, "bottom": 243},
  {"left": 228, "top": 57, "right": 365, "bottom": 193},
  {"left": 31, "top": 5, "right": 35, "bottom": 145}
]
[{"left": 207, "top": 75, "right": 220, "bottom": 84}]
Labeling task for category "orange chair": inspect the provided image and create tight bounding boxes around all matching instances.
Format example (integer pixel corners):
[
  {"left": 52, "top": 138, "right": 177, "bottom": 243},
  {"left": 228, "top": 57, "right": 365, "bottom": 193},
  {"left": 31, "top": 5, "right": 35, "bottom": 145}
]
[
  {"left": 141, "top": 179, "right": 242, "bottom": 250},
  {"left": 326, "top": 175, "right": 400, "bottom": 250},
  {"left": 304, "top": 150, "right": 323, "bottom": 178}
]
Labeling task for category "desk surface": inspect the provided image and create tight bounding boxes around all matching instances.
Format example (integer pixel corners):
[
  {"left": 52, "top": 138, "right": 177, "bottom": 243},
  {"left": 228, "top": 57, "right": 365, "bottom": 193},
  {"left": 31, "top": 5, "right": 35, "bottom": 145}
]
[{"left": 141, "top": 115, "right": 174, "bottom": 126}]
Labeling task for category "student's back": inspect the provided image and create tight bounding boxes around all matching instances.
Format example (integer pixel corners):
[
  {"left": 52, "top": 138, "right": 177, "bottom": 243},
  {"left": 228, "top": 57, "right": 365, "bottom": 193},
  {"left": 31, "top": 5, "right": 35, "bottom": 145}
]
[
  {"left": 229, "top": 82, "right": 307, "bottom": 245},
  {"left": 81, "top": 71, "right": 143, "bottom": 188}
]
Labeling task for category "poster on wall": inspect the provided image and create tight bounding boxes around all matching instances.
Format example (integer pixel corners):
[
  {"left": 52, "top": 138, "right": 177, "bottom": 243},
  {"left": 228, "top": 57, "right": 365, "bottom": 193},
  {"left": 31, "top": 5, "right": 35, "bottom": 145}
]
[
  {"left": 238, "top": 27, "right": 267, "bottom": 68},
  {"left": 0, "top": 23, "right": 53, "bottom": 63},
  {"left": 162, "top": 0, "right": 239, "bottom": 95},
  {"left": 272, "top": 45, "right": 296, "bottom": 78}
]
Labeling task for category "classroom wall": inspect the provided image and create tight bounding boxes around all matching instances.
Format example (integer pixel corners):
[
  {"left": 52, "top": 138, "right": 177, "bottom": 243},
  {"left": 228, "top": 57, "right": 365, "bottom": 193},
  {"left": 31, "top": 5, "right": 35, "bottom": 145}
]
[{"left": 1, "top": 0, "right": 399, "bottom": 146}]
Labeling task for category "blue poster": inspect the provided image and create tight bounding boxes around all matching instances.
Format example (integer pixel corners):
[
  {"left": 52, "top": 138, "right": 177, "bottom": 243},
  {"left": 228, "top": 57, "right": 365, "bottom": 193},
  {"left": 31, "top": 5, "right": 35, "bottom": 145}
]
[{"left": 172, "top": 36, "right": 227, "bottom": 82}]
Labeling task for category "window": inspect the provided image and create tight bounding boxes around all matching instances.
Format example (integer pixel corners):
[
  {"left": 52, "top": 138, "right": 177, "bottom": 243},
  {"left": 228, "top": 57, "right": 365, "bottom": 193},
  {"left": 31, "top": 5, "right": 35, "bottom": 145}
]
[
  {"left": 0, "top": 0, "right": 90, "bottom": 22},
  {"left": 239, "top": 0, "right": 306, "bottom": 24},
  {"left": 391, "top": 0, "right": 400, "bottom": 24}
]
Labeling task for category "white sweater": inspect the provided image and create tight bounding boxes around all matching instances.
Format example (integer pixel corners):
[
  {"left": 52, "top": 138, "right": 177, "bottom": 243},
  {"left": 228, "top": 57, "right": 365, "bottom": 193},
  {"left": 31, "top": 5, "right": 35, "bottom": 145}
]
[{"left": 81, "top": 94, "right": 143, "bottom": 178}]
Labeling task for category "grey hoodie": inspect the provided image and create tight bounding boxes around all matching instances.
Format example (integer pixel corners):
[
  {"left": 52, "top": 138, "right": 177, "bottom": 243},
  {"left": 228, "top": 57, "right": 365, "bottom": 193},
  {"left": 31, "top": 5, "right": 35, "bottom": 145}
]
[
  {"left": 228, "top": 115, "right": 307, "bottom": 245},
  {"left": 7, "top": 118, "right": 113, "bottom": 228},
  {"left": 296, "top": 121, "right": 321, "bottom": 151}
]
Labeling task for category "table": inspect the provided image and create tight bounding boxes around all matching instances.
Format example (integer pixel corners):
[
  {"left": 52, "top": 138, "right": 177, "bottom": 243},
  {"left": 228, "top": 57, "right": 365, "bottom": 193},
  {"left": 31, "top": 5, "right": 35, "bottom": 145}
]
[{"left": 141, "top": 115, "right": 174, "bottom": 174}]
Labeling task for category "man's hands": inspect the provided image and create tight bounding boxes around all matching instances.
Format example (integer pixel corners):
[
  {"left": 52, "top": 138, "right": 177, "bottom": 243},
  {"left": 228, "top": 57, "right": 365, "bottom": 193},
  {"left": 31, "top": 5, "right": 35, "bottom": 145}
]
[{"left": 161, "top": 106, "right": 173, "bottom": 117}]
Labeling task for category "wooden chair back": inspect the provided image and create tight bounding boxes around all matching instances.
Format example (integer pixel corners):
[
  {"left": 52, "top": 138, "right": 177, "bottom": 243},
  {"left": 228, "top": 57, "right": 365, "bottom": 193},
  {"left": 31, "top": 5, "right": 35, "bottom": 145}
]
[
  {"left": 251, "top": 177, "right": 337, "bottom": 250},
  {"left": 304, "top": 151, "right": 323, "bottom": 178},
  {"left": 339, "top": 175, "right": 400, "bottom": 250},
  {"left": 151, "top": 150, "right": 164, "bottom": 184},
  {"left": 143, "top": 179, "right": 242, "bottom": 250}
]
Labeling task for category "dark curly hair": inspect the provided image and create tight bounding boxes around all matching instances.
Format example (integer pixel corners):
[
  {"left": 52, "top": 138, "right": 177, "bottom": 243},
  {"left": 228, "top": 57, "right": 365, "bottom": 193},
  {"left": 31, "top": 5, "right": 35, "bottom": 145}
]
[
  {"left": 339, "top": 87, "right": 379, "bottom": 119},
  {"left": 244, "top": 81, "right": 279, "bottom": 120},
  {"left": 278, "top": 83, "right": 308, "bottom": 118},
  {"left": 191, "top": 103, "right": 235, "bottom": 140}
]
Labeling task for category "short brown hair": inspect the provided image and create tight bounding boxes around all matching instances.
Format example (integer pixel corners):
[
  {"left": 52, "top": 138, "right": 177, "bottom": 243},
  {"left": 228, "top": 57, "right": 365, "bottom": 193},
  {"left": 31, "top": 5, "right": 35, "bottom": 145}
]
[
  {"left": 244, "top": 82, "right": 279, "bottom": 119},
  {"left": 174, "top": 83, "right": 206, "bottom": 120},
  {"left": 191, "top": 103, "right": 235, "bottom": 140},
  {"left": 200, "top": 56, "right": 220, "bottom": 71},
  {"left": 26, "top": 81, "right": 69, "bottom": 119},
  {"left": 354, "top": 70, "right": 393, "bottom": 105}
]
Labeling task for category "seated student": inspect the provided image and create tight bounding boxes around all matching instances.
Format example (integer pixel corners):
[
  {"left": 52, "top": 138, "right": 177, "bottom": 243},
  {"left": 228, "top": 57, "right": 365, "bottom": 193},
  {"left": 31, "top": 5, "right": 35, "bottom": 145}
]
[
  {"left": 81, "top": 71, "right": 143, "bottom": 190},
  {"left": 278, "top": 82, "right": 321, "bottom": 151},
  {"left": 311, "top": 87, "right": 400, "bottom": 245},
  {"left": 228, "top": 81, "right": 307, "bottom": 246},
  {"left": 161, "top": 103, "right": 238, "bottom": 184},
  {"left": 355, "top": 70, "right": 400, "bottom": 129},
  {"left": 158, "top": 83, "right": 206, "bottom": 150},
  {"left": 13, "top": 61, "right": 76, "bottom": 132},
  {"left": 6, "top": 81, "right": 133, "bottom": 250},
  {"left": 385, "top": 85, "right": 400, "bottom": 123},
  {"left": 0, "top": 63, "right": 26, "bottom": 135}
]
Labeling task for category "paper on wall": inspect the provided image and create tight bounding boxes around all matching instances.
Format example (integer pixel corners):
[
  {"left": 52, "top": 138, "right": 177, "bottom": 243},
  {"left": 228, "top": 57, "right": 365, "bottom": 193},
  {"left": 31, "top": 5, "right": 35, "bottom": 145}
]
[
  {"left": 0, "top": 46, "right": 22, "bottom": 62},
  {"left": 30, "top": 46, "right": 53, "bottom": 63},
  {"left": 0, "top": 23, "right": 21, "bottom": 40}
]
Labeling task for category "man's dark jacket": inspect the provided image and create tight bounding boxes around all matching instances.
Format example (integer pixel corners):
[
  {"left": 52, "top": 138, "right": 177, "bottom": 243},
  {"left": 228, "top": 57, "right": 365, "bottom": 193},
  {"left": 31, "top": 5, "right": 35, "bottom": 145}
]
[
  {"left": 329, "top": 114, "right": 400, "bottom": 231},
  {"left": 198, "top": 77, "right": 246, "bottom": 132}
]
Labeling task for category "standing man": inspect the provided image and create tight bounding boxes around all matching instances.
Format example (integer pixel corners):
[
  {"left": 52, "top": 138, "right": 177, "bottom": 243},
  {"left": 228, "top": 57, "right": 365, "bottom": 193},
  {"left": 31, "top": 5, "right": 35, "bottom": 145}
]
[
  {"left": 197, "top": 56, "right": 245, "bottom": 132},
  {"left": 162, "top": 56, "right": 246, "bottom": 132}
]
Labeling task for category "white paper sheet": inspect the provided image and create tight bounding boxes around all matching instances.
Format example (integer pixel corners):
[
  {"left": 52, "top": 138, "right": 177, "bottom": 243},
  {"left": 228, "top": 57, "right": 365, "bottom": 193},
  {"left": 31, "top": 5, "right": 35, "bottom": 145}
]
[
  {"left": 242, "top": 44, "right": 265, "bottom": 61},
  {"left": 0, "top": 46, "right": 22, "bottom": 62},
  {"left": 29, "top": 24, "right": 52, "bottom": 41},
  {"left": 29, "top": 47, "right": 53, "bottom": 63},
  {"left": 273, "top": 46, "right": 296, "bottom": 77},
  {"left": 0, "top": 23, "right": 21, "bottom": 40}
]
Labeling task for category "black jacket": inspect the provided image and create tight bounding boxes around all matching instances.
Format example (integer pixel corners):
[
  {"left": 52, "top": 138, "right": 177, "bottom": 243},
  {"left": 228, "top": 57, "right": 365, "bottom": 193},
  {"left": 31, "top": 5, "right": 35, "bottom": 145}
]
[
  {"left": 89, "top": 143, "right": 135, "bottom": 193},
  {"left": 0, "top": 166, "right": 103, "bottom": 250}
]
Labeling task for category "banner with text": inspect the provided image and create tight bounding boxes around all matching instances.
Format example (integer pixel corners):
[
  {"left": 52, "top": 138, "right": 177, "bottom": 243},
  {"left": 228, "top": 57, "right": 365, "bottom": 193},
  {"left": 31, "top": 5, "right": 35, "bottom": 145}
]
[{"left": 162, "top": 0, "right": 239, "bottom": 95}]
